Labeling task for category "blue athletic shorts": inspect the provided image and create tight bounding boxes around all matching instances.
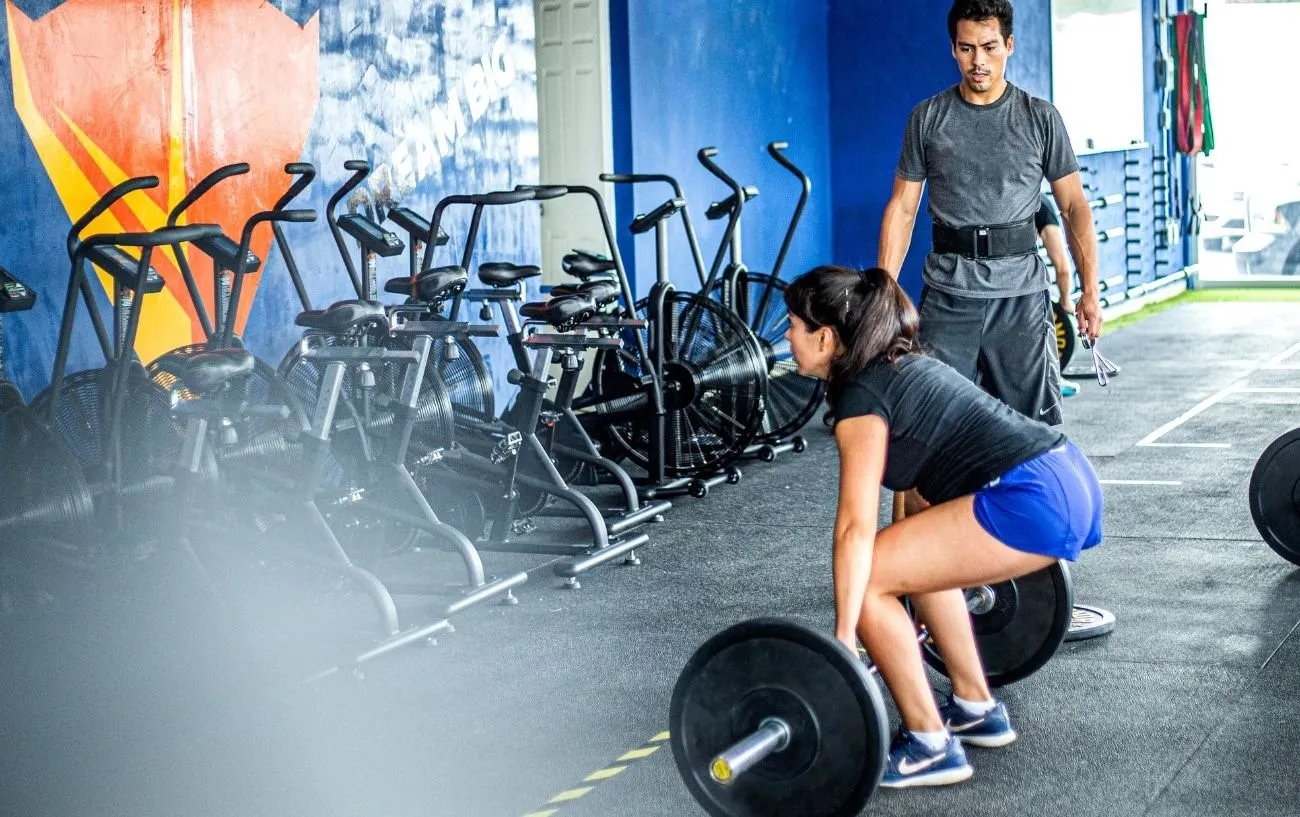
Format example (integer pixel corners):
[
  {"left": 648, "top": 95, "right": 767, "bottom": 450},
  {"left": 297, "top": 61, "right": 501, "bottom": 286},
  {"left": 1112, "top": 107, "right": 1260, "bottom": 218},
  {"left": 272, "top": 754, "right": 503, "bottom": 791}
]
[{"left": 972, "top": 441, "right": 1103, "bottom": 561}]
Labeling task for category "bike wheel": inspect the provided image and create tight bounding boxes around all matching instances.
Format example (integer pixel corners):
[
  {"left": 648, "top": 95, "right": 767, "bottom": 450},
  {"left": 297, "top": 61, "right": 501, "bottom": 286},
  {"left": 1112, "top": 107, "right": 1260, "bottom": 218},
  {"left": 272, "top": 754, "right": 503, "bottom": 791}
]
[
  {"left": 712, "top": 272, "right": 825, "bottom": 442},
  {"left": 589, "top": 291, "right": 767, "bottom": 477}
]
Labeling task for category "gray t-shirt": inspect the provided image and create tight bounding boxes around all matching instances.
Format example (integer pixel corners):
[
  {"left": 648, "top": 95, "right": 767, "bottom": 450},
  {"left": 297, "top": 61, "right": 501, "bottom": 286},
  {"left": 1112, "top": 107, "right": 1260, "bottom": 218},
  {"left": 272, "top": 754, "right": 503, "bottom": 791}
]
[{"left": 897, "top": 83, "right": 1078, "bottom": 298}]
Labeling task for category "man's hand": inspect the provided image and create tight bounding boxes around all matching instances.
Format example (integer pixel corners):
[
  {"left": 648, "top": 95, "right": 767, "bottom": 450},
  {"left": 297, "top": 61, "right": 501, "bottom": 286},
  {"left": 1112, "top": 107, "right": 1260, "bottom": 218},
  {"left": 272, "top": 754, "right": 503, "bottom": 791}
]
[{"left": 1075, "top": 291, "right": 1103, "bottom": 340}]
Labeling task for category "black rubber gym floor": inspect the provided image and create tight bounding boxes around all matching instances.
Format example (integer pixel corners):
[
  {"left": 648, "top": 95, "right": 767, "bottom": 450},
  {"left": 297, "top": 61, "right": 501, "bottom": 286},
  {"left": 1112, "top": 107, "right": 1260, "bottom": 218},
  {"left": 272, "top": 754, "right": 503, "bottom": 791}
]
[{"left": 3, "top": 298, "right": 1300, "bottom": 817}]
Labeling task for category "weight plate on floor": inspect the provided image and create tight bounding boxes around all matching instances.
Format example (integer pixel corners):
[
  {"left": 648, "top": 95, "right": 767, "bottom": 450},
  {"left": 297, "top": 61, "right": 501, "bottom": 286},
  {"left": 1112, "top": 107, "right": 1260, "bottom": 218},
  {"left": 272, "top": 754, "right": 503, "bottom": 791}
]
[
  {"left": 669, "top": 617, "right": 887, "bottom": 817},
  {"left": 910, "top": 560, "right": 1074, "bottom": 687},
  {"left": 1053, "top": 302, "right": 1076, "bottom": 368},
  {"left": 1064, "top": 604, "right": 1117, "bottom": 642},
  {"left": 1248, "top": 427, "right": 1300, "bottom": 566}
]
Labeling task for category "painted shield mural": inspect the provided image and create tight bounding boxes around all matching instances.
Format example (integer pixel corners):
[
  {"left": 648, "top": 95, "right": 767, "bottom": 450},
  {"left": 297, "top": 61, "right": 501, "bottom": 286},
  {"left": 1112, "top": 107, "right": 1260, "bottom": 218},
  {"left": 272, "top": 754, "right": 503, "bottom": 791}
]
[{"left": 5, "top": 0, "right": 320, "bottom": 363}]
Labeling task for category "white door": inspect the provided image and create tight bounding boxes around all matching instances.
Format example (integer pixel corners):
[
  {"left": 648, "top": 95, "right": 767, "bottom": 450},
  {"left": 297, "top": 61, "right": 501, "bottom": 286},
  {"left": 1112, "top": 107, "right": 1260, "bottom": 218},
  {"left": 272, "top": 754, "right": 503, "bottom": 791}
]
[{"left": 534, "top": 0, "right": 614, "bottom": 288}]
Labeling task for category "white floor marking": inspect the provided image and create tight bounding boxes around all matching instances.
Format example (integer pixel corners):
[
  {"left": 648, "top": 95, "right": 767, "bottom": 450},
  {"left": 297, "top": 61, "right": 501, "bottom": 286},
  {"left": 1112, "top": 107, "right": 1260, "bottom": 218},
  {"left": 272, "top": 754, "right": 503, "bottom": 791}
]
[
  {"left": 1136, "top": 384, "right": 1240, "bottom": 447},
  {"left": 1263, "top": 341, "right": 1300, "bottom": 368},
  {"left": 1136, "top": 342, "right": 1300, "bottom": 448}
]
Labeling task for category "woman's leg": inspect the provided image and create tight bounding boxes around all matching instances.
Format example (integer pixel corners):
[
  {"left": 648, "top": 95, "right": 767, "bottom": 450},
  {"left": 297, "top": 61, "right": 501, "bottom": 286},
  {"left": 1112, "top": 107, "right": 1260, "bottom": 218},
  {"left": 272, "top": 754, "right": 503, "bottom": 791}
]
[
  {"left": 857, "top": 495, "right": 1056, "bottom": 733},
  {"left": 894, "top": 493, "right": 990, "bottom": 702},
  {"left": 907, "top": 589, "right": 989, "bottom": 703}
]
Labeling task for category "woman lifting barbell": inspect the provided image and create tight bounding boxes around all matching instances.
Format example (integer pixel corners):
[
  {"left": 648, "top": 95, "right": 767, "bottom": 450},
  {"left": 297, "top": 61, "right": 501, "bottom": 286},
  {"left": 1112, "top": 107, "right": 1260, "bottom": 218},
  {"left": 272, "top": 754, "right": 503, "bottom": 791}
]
[{"left": 783, "top": 265, "right": 1103, "bottom": 788}]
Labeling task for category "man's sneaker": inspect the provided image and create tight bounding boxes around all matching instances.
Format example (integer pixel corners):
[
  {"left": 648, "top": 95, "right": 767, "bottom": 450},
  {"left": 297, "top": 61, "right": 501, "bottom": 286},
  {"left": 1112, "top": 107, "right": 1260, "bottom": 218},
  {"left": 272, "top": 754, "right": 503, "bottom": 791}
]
[
  {"left": 879, "top": 730, "right": 973, "bottom": 788},
  {"left": 939, "top": 697, "right": 1017, "bottom": 747},
  {"left": 1061, "top": 381, "right": 1079, "bottom": 397}
]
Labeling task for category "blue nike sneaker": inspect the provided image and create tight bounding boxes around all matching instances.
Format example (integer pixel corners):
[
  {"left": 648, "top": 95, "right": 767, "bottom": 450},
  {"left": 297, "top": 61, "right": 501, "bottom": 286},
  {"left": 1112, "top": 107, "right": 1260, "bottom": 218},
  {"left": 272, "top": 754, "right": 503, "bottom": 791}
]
[
  {"left": 939, "top": 697, "right": 1017, "bottom": 747},
  {"left": 879, "top": 729, "right": 973, "bottom": 788}
]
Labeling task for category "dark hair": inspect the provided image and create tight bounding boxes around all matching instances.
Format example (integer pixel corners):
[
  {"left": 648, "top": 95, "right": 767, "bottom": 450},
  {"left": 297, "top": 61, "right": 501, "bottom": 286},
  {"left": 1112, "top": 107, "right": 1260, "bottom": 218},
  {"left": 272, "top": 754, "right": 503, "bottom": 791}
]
[
  {"left": 783, "top": 265, "right": 919, "bottom": 403},
  {"left": 947, "top": 0, "right": 1014, "bottom": 45}
]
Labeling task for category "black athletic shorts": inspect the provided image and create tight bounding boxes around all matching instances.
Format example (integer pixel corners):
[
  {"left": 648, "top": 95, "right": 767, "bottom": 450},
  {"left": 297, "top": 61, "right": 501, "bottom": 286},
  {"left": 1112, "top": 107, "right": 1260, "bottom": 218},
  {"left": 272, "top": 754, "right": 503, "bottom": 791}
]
[{"left": 916, "top": 286, "right": 1063, "bottom": 427}]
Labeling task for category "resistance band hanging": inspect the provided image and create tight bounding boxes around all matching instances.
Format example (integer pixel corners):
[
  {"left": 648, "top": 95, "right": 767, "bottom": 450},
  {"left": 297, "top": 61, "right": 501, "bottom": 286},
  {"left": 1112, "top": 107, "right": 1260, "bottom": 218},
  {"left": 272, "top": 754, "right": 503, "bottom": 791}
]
[{"left": 1171, "top": 10, "right": 1214, "bottom": 156}]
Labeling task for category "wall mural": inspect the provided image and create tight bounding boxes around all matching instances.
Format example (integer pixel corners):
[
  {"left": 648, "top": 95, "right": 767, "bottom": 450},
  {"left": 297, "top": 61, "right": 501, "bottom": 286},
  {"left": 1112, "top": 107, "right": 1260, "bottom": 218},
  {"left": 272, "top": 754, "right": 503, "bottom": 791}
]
[{"left": 0, "top": 0, "right": 538, "bottom": 401}]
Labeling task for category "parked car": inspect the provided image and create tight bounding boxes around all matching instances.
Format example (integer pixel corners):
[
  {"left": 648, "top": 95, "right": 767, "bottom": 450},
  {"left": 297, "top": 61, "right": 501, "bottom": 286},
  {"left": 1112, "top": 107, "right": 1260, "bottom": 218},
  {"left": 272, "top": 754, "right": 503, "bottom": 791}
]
[
  {"left": 1233, "top": 200, "right": 1300, "bottom": 275},
  {"left": 1201, "top": 213, "right": 1248, "bottom": 252}
]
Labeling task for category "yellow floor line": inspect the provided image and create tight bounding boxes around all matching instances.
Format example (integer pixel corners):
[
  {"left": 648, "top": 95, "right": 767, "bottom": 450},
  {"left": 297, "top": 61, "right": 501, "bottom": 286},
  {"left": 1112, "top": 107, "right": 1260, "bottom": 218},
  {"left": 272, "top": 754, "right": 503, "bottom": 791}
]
[
  {"left": 583, "top": 766, "right": 627, "bottom": 782},
  {"left": 548, "top": 787, "right": 593, "bottom": 803},
  {"left": 617, "top": 745, "right": 660, "bottom": 761},
  {"left": 521, "top": 731, "right": 671, "bottom": 817}
]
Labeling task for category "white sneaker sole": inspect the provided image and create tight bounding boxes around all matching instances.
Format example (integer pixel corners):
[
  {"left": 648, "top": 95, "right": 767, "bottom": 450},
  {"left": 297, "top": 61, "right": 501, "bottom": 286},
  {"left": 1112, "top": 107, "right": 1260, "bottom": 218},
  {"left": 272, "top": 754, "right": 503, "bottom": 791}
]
[
  {"left": 879, "top": 764, "right": 974, "bottom": 788},
  {"left": 955, "top": 729, "right": 1017, "bottom": 748}
]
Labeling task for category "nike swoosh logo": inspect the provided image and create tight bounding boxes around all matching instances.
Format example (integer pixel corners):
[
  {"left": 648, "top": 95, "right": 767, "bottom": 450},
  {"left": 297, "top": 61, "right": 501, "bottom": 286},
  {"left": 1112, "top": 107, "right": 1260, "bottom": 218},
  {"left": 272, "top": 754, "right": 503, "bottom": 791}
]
[
  {"left": 949, "top": 717, "right": 986, "bottom": 733},
  {"left": 897, "top": 753, "right": 946, "bottom": 775},
  {"left": 1040, "top": 405, "right": 1057, "bottom": 416}
]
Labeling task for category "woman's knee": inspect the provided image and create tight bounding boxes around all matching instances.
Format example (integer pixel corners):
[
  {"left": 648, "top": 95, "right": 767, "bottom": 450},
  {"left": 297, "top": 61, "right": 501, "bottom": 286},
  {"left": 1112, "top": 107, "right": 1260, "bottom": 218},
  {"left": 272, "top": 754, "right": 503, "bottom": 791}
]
[
  {"left": 865, "top": 527, "right": 912, "bottom": 599},
  {"left": 868, "top": 533, "right": 920, "bottom": 595}
]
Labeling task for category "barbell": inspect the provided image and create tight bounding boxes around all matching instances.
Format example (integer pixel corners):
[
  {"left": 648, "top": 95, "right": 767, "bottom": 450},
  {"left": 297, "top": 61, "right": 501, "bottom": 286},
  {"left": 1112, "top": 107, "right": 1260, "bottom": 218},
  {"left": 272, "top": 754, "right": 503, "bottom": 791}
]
[{"left": 669, "top": 561, "right": 1073, "bottom": 817}]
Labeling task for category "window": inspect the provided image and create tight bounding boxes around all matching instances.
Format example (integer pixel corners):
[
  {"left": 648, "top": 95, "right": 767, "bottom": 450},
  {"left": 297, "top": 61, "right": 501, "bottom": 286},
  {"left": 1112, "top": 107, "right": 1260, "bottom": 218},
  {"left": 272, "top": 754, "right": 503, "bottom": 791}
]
[{"left": 1051, "top": 0, "right": 1146, "bottom": 153}]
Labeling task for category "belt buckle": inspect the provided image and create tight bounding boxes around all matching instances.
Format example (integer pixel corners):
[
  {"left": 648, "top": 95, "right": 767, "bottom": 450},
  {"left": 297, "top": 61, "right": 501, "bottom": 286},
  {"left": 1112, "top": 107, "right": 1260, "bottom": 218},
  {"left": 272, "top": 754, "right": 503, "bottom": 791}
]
[{"left": 972, "top": 227, "right": 990, "bottom": 259}]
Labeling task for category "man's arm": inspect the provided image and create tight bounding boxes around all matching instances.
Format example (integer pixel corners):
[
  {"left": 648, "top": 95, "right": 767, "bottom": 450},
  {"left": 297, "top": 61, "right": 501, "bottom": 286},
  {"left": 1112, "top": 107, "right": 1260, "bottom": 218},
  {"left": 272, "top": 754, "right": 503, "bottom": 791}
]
[
  {"left": 877, "top": 177, "right": 926, "bottom": 279},
  {"left": 1040, "top": 222, "right": 1074, "bottom": 307},
  {"left": 1050, "top": 172, "right": 1103, "bottom": 339}
]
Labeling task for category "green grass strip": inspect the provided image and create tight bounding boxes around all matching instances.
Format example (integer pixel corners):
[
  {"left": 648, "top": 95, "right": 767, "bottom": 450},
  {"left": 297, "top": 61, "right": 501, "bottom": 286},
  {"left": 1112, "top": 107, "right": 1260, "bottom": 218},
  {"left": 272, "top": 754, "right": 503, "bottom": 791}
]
[{"left": 1107, "top": 287, "right": 1300, "bottom": 333}]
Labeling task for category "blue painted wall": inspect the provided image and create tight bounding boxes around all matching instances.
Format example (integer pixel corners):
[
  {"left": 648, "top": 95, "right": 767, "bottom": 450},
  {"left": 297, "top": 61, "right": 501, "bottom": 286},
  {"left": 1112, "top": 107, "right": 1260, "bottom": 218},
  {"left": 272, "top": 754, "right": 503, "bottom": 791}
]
[
  {"left": 609, "top": 0, "right": 834, "bottom": 298},
  {"left": 245, "top": 0, "right": 540, "bottom": 403},
  {"left": 1036, "top": 0, "right": 1195, "bottom": 301},
  {"left": 1008, "top": 0, "right": 1052, "bottom": 101},
  {"left": 0, "top": 0, "right": 1203, "bottom": 404},
  {"left": 0, "top": 0, "right": 537, "bottom": 403},
  {"left": 826, "top": 0, "right": 1053, "bottom": 300}
]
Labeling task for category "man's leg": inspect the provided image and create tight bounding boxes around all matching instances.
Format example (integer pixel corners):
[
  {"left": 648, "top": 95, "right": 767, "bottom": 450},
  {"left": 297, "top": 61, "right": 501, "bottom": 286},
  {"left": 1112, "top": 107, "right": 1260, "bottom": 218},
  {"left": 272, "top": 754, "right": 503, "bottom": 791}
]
[
  {"left": 904, "top": 287, "right": 983, "bottom": 512},
  {"left": 976, "top": 290, "right": 1062, "bottom": 423},
  {"left": 915, "top": 286, "right": 983, "bottom": 380}
]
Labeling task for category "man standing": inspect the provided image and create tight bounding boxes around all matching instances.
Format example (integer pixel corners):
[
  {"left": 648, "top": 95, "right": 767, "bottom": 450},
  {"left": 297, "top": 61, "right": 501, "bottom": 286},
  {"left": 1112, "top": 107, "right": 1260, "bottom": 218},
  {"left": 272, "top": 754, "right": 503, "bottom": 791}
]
[
  {"left": 879, "top": 0, "right": 1102, "bottom": 405},
  {"left": 876, "top": 0, "right": 1109, "bottom": 639}
]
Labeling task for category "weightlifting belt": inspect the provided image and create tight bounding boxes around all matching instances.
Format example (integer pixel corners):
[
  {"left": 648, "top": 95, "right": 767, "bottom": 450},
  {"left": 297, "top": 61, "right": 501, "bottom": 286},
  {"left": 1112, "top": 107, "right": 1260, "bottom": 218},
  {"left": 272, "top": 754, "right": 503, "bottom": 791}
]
[{"left": 931, "top": 218, "right": 1038, "bottom": 259}]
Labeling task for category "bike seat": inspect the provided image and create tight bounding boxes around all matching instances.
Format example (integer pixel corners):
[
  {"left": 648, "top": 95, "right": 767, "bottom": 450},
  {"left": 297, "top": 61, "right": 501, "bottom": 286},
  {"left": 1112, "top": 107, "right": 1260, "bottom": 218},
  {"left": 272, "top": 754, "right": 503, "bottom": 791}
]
[
  {"left": 562, "top": 251, "right": 616, "bottom": 279},
  {"left": 384, "top": 265, "right": 467, "bottom": 302},
  {"left": 294, "top": 299, "right": 389, "bottom": 334},
  {"left": 550, "top": 279, "right": 619, "bottom": 307},
  {"left": 478, "top": 261, "right": 541, "bottom": 287},
  {"left": 177, "top": 349, "right": 255, "bottom": 393},
  {"left": 519, "top": 293, "right": 597, "bottom": 331}
]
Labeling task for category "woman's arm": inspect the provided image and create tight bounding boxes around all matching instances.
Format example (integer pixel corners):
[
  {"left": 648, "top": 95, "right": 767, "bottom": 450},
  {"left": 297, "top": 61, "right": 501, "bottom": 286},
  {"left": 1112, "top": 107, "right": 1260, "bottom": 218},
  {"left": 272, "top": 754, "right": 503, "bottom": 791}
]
[{"left": 832, "top": 413, "right": 891, "bottom": 650}]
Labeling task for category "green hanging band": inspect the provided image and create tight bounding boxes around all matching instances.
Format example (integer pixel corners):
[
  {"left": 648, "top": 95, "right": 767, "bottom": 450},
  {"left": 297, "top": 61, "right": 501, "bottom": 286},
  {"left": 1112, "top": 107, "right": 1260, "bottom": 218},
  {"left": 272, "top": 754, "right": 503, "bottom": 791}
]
[{"left": 1195, "top": 11, "right": 1214, "bottom": 154}]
